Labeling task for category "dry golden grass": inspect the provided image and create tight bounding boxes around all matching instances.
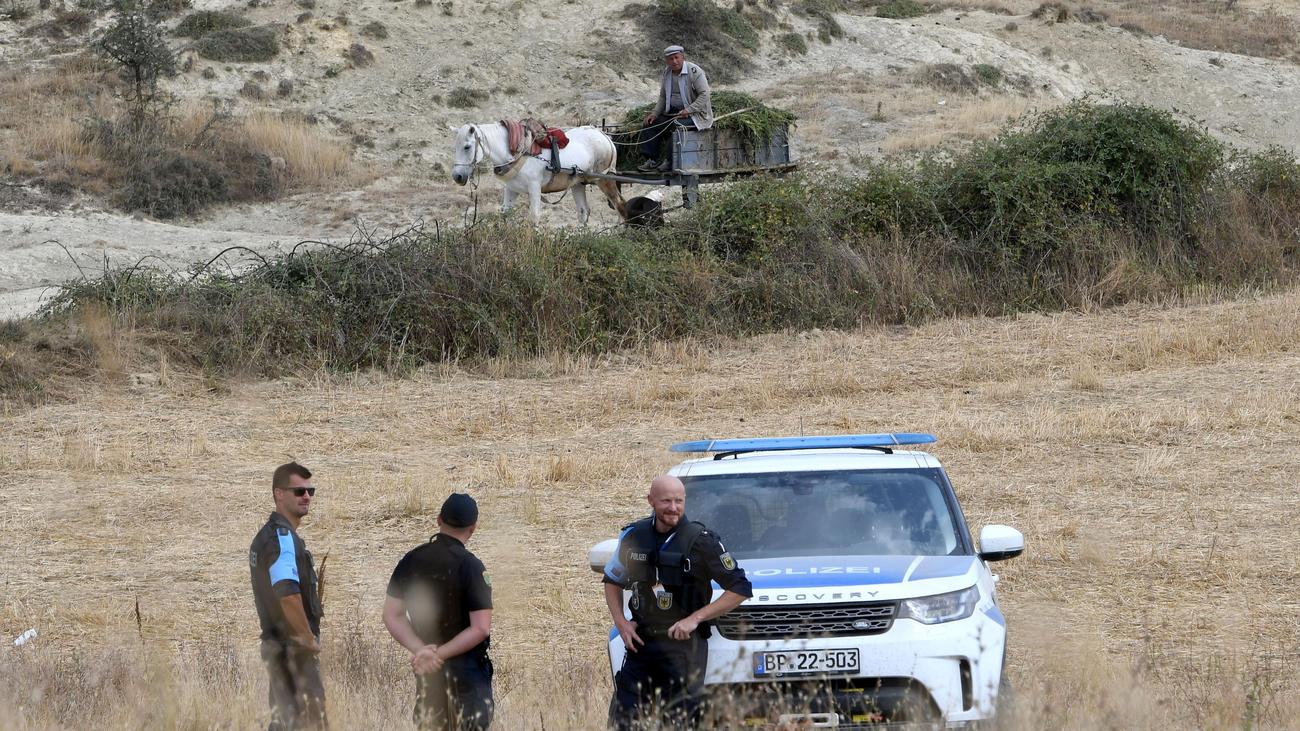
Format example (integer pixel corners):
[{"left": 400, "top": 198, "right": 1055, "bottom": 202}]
[
  {"left": 1099, "top": 0, "right": 1300, "bottom": 59},
  {"left": 22, "top": 116, "right": 98, "bottom": 160},
  {"left": 0, "top": 64, "right": 360, "bottom": 206},
  {"left": 5, "top": 287, "right": 1300, "bottom": 727},
  {"left": 240, "top": 111, "right": 355, "bottom": 187},
  {"left": 882, "top": 94, "right": 1039, "bottom": 153}
]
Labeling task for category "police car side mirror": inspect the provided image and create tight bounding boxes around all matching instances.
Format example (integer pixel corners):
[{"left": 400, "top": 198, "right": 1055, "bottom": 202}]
[
  {"left": 588, "top": 538, "right": 620, "bottom": 574},
  {"left": 978, "top": 525, "right": 1024, "bottom": 562}
]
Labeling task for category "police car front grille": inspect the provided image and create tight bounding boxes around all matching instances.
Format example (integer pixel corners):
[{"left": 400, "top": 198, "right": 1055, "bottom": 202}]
[{"left": 715, "top": 601, "right": 897, "bottom": 640}]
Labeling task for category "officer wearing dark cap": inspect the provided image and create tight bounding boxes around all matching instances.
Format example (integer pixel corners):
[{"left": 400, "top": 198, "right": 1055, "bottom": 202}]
[
  {"left": 248, "top": 461, "right": 327, "bottom": 731},
  {"left": 383, "top": 493, "right": 494, "bottom": 731},
  {"left": 603, "top": 474, "right": 752, "bottom": 730}
]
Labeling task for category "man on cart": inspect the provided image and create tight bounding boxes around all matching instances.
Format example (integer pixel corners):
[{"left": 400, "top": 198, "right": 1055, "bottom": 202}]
[{"left": 637, "top": 45, "right": 714, "bottom": 173}]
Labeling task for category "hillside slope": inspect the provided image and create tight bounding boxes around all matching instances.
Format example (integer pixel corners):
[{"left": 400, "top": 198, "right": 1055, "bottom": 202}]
[{"left": 2, "top": 0, "right": 1299, "bottom": 316}]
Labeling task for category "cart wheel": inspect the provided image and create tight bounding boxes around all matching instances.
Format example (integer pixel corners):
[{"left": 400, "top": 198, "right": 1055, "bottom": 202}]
[{"left": 625, "top": 195, "right": 664, "bottom": 229}]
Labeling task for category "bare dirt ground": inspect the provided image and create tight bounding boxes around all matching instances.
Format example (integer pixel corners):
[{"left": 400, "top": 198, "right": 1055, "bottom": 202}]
[
  {"left": 3, "top": 286, "right": 1300, "bottom": 728},
  {"left": 5, "top": 0, "right": 1300, "bottom": 316}
]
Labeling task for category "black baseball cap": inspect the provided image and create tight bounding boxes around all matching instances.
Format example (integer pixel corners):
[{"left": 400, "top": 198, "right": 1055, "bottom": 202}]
[{"left": 439, "top": 493, "right": 479, "bottom": 527}]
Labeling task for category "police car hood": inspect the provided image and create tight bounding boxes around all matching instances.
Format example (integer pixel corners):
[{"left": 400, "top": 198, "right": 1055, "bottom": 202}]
[{"left": 720, "top": 555, "right": 980, "bottom": 603}]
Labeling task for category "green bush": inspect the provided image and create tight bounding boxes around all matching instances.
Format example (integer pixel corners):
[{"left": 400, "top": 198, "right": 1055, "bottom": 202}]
[
  {"left": 973, "top": 63, "right": 1003, "bottom": 86},
  {"left": 174, "top": 10, "right": 250, "bottom": 37},
  {"left": 686, "top": 174, "right": 824, "bottom": 260},
  {"left": 1231, "top": 146, "right": 1300, "bottom": 198},
  {"left": 194, "top": 24, "right": 279, "bottom": 62},
  {"left": 829, "top": 165, "right": 941, "bottom": 238},
  {"left": 919, "top": 101, "right": 1222, "bottom": 263},
  {"left": 877, "top": 0, "right": 926, "bottom": 19},
  {"left": 776, "top": 31, "right": 808, "bottom": 55}
]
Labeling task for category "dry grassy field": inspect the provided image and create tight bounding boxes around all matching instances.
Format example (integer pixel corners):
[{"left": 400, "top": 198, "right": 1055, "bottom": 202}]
[{"left": 3, "top": 285, "right": 1300, "bottom": 729}]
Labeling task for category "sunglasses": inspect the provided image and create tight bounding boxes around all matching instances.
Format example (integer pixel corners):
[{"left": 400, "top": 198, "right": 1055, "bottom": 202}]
[{"left": 278, "top": 487, "right": 316, "bottom": 497}]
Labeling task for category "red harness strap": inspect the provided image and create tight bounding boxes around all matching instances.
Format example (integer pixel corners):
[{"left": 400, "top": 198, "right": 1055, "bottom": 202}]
[{"left": 500, "top": 119, "right": 569, "bottom": 157}]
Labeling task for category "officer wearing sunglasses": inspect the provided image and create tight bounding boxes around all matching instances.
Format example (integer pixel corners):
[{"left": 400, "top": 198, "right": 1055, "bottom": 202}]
[{"left": 249, "top": 461, "right": 328, "bottom": 730}]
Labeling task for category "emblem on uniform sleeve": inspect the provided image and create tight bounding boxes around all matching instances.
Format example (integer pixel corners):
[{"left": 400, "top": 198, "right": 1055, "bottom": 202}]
[
  {"left": 720, "top": 552, "right": 736, "bottom": 571},
  {"left": 482, "top": 572, "right": 492, "bottom": 587}
]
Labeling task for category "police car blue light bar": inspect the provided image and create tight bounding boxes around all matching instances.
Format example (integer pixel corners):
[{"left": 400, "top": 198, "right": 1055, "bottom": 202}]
[{"left": 669, "top": 433, "right": 937, "bottom": 453}]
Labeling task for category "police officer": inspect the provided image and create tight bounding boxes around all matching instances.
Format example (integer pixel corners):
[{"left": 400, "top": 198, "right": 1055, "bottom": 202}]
[
  {"left": 603, "top": 474, "right": 753, "bottom": 730},
  {"left": 383, "top": 493, "right": 494, "bottom": 731},
  {"left": 248, "top": 461, "right": 327, "bottom": 731}
]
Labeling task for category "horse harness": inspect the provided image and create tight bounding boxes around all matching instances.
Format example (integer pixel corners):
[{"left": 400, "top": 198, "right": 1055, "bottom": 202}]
[{"left": 493, "top": 118, "right": 569, "bottom": 179}]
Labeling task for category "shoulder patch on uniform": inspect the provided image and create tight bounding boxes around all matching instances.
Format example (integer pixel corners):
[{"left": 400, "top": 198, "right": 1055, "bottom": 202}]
[
  {"left": 482, "top": 571, "right": 492, "bottom": 587},
  {"left": 720, "top": 552, "right": 736, "bottom": 571}
]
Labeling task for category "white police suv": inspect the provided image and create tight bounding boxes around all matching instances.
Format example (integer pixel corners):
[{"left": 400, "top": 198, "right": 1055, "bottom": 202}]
[{"left": 589, "top": 434, "right": 1024, "bottom": 729}]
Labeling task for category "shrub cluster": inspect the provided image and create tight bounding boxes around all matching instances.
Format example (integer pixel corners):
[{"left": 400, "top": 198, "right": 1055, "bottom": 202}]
[
  {"left": 877, "top": 0, "right": 927, "bottom": 19},
  {"left": 793, "top": 0, "right": 845, "bottom": 42},
  {"left": 173, "top": 9, "right": 249, "bottom": 37},
  {"left": 776, "top": 31, "right": 808, "bottom": 55},
  {"left": 696, "top": 101, "right": 1228, "bottom": 265},
  {"left": 631, "top": 0, "right": 758, "bottom": 83},
  {"left": 194, "top": 24, "right": 279, "bottom": 62},
  {"left": 12, "top": 102, "right": 1300, "bottom": 387},
  {"left": 446, "top": 86, "right": 487, "bottom": 108}
]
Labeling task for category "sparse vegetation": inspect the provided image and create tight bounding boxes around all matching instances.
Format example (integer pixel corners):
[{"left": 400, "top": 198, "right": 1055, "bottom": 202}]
[
  {"left": 119, "top": 152, "right": 227, "bottom": 217},
  {"left": 0, "top": 0, "right": 33, "bottom": 21},
  {"left": 346, "top": 42, "right": 374, "bottom": 67},
  {"left": 1102, "top": 0, "right": 1298, "bottom": 59},
  {"left": 24, "top": 7, "right": 94, "bottom": 38},
  {"left": 876, "top": 0, "right": 927, "bottom": 20},
  {"left": 918, "top": 63, "right": 980, "bottom": 93},
  {"left": 793, "top": 0, "right": 843, "bottom": 42},
  {"left": 446, "top": 86, "right": 487, "bottom": 108},
  {"left": 973, "top": 62, "right": 1003, "bottom": 86},
  {"left": 361, "top": 19, "right": 387, "bottom": 38},
  {"left": 193, "top": 24, "right": 279, "bottom": 62},
  {"left": 173, "top": 9, "right": 249, "bottom": 37},
  {"left": 628, "top": 0, "right": 759, "bottom": 83},
  {"left": 776, "top": 31, "right": 808, "bottom": 55},
  {"left": 1029, "top": 1, "right": 1070, "bottom": 22}
]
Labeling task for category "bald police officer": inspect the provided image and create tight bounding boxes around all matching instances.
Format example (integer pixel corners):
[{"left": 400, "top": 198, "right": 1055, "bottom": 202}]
[
  {"left": 249, "top": 461, "right": 327, "bottom": 731},
  {"left": 383, "top": 493, "right": 494, "bottom": 731},
  {"left": 603, "top": 475, "right": 752, "bottom": 730}
]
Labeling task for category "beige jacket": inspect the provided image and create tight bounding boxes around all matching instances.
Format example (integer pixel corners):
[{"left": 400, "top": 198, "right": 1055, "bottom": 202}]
[{"left": 653, "top": 61, "right": 714, "bottom": 131}]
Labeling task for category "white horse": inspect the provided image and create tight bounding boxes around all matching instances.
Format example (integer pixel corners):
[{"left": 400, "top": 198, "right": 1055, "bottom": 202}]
[{"left": 450, "top": 122, "right": 626, "bottom": 225}]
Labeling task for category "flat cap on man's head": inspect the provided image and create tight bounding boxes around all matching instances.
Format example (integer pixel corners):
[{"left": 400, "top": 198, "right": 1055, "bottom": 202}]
[
  {"left": 663, "top": 45, "right": 685, "bottom": 57},
  {"left": 439, "top": 492, "right": 479, "bottom": 527}
]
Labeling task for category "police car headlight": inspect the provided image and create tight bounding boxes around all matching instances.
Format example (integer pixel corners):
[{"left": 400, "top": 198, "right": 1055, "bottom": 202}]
[{"left": 899, "top": 585, "right": 979, "bottom": 624}]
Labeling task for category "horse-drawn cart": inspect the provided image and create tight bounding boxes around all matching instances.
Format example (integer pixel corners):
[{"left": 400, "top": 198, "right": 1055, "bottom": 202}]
[{"left": 594, "top": 121, "right": 797, "bottom": 226}]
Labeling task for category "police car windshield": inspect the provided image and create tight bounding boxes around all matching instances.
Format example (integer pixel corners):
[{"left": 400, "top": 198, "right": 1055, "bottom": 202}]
[{"left": 682, "top": 469, "right": 965, "bottom": 559}]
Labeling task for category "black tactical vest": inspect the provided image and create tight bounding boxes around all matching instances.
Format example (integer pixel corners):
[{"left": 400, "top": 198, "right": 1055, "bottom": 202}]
[{"left": 621, "top": 517, "right": 709, "bottom": 632}]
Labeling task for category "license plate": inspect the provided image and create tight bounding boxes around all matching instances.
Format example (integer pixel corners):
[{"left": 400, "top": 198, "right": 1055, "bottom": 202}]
[{"left": 752, "top": 648, "right": 860, "bottom": 677}]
